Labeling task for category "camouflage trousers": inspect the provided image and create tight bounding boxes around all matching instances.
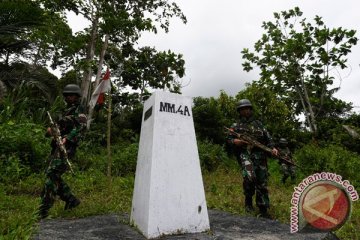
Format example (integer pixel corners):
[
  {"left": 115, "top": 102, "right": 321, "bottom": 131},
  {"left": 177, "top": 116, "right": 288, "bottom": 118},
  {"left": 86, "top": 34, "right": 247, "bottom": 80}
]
[
  {"left": 281, "top": 163, "right": 296, "bottom": 182},
  {"left": 39, "top": 158, "right": 76, "bottom": 215},
  {"left": 239, "top": 152, "right": 269, "bottom": 209}
]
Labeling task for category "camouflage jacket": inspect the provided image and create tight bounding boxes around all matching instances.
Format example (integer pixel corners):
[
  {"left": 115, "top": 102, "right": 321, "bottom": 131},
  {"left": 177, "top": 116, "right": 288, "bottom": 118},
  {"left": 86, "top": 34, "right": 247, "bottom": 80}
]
[
  {"left": 277, "top": 146, "right": 294, "bottom": 165},
  {"left": 228, "top": 116, "right": 275, "bottom": 158},
  {"left": 51, "top": 103, "right": 87, "bottom": 159}
]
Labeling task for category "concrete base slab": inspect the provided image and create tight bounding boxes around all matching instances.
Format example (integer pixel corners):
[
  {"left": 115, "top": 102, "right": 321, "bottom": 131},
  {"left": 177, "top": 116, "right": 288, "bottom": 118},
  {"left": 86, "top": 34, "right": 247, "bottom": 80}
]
[{"left": 32, "top": 210, "right": 332, "bottom": 240}]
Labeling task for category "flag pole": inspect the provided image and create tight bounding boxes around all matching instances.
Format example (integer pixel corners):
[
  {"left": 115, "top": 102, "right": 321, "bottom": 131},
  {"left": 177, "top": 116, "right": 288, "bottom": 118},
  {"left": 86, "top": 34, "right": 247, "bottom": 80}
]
[{"left": 106, "top": 87, "right": 112, "bottom": 178}]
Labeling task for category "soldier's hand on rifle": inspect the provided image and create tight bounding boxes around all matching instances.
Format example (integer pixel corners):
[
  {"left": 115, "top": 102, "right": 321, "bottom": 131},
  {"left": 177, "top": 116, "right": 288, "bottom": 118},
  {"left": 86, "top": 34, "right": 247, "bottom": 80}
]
[
  {"left": 61, "top": 137, "right": 67, "bottom": 145},
  {"left": 45, "top": 127, "right": 52, "bottom": 137},
  {"left": 271, "top": 148, "right": 279, "bottom": 156},
  {"left": 233, "top": 138, "right": 249, "bottom": 146}
]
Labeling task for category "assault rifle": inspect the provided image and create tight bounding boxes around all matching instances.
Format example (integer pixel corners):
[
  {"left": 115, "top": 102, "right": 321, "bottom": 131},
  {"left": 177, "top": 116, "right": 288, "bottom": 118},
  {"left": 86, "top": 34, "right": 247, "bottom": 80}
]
[
  {"left": 225, "top": 127, "right": 299, "bottom": 168},
  {"left": 47, "top": 111, "right": 74, "bottom": 174}
]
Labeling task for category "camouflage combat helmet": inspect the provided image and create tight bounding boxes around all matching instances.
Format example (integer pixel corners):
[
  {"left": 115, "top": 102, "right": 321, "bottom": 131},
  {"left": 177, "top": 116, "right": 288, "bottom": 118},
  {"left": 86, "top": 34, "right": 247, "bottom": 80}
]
[
  {"left": 63, "top": 84, "right": 81, "bottom": 97},
  {"left": 237, "top": 99, "right": 252, "bottom": 111},
  {"left": 279, "top": 138, "right": 288, "bottom": 145}
]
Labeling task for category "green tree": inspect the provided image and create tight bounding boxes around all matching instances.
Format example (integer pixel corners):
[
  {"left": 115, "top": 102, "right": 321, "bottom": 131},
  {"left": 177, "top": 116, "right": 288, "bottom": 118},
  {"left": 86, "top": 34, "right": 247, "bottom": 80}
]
[
  {"left": 0, "top": 62, "right": 59, "bottom": 121},
  {"left": 192, "top": 96, "right": 226, "bottom": 144},
  {"left": 235, "top": 82, "right": 298, "bottom": 141},
  {"left": 241, "top": 7, "right": 358, "bottom": 136},
  {"left": 28, "top": 14, "right": 74, "bottom": 69},
  {"left": 0, "top": 1, "right": 73, "bottom": 121},
  {"left": 0, "top": 1, "right": 73, "bottom": 68},
  {"left": 120, "top": 46, "right": 185, "bottom": 99},
  {"left": 1, "top": 0, "right": 187, "bottom": 128},
  {"left": 40, "top": 0, "right": 187, "bottom": 130},
  {"left": 46, "top": 0, "right": 187, "bottom": 109},
  {"left": 217, "top": 90, "right": 238, "bottom": 126},
  {"left": 0, "top": 1, "right": 44, "bottom": 63}
]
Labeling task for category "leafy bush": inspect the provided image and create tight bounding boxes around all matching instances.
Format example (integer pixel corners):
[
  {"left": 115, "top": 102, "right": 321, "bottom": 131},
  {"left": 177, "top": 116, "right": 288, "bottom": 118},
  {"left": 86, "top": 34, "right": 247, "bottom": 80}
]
[
  {"left": 111, "top": 143, "right": 138, "bottom": 176},
  {"left": 294, "top": 143, "right": 360, "bottom": 187},
  {"left": 197, "top": 140, "right": 235, "bottom": 172},
  {"left": 0, "top": 121, "right": 50, "bottom": 183},
  {"left": 0, "top": 155, "right": 31, "bottom": 183},
  {"left": 192, "top": 97, "right": 227, "bottom": 144},
  {"left": 75, "top": 142, "right": 138, "bottom": 177},
  {"left": 77, "top": 139, "right": 234, "bottom": 176},
  {"left": 75, "top": 148, "right": 105, "bottom": 172}
]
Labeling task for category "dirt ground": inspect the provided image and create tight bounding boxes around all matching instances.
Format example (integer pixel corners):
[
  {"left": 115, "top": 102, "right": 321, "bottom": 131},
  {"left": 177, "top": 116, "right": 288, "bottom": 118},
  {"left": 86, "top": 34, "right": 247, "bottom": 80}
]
[{"left": 32, "top": 209, "right": 336, "bottom": 240}]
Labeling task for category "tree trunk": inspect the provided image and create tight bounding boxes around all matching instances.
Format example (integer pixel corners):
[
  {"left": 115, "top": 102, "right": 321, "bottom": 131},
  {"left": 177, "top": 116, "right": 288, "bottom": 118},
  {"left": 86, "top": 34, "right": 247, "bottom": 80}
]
[
  {"left": 299, "top": 75, "right": 318, "bottom": 134},
  {"left": 0, "top": 80, "right": 6, "bottom": 101},
  {"left": 80, "top": 15, "right": 99, "bottom": 110},
  {"left": 94, "top": 34, "right": 109, "bottom": 86},
  {"left": 87, "top": 33, "right": 109, "bottom": 129},
  {"left": 33, "top": 45, "right": 41, "bottom": 66},
  {"left": 5, "top": 51, "right": 10, "bottom": 66},
  {"left": 295, "top": 86, "right": 312, "bottom": 130},
  {"left": 106, "top": 91, "right": 112, "bottom": 177}
]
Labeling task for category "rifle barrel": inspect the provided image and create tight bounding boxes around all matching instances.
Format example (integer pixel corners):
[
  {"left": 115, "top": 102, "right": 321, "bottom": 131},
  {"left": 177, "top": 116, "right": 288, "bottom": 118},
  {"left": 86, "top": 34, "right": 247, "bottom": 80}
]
[
  {"left": 225, "top": 126, "right": 299, "bottom": 168},
  {"left": 47, "top": 111, "right": 74, "bottom": 174}
]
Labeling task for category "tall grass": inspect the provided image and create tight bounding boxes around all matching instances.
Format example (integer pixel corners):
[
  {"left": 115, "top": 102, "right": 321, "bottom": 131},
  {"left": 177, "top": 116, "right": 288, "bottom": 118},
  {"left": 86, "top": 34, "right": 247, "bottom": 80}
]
[
  {"left": 1, "top": 163, "right": 359, "bottom": 239},
  {"left": 0, "top": 169, "right": 134, "bottom": 240},
  {"left": 0, "top": 142, "right": 359, "bottom": 239},
  {"left": 204, "top": 161, "right": 360, "bottom": 239}
]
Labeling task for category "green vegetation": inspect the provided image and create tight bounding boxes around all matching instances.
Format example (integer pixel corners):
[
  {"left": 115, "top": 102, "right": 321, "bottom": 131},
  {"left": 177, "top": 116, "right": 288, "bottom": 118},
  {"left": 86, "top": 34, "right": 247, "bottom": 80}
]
[
  {"left": 1, "top": 145, "right": 359, "bottom": 239},
  {"left": 1, "top": 2, "right": 359, "bottom": 240},
  {"left": 204, "top": 163, "right": 360, "bottom": 239}
]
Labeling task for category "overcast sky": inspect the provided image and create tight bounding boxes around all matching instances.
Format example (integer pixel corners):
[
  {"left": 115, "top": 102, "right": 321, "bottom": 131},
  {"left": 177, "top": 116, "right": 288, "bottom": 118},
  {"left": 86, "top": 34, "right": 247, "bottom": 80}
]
[
  {"left": 135, "top": 0, "right": 360, "bottom": 110},
  {"left": 68, "top": 0, "right": 360, "bottom": 110}
]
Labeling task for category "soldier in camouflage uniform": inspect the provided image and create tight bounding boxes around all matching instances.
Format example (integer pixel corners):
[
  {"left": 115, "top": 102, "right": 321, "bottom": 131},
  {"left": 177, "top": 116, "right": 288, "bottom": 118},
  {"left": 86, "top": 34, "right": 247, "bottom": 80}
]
[
  {"left": 227, "top": 99, "right": 278, "bottom": 218},
  {"left": 38, "top": 84, "right": 87, "bottom": 219},
  {"left": 278, "top": 138, "right": 296, "bottom": 184}
]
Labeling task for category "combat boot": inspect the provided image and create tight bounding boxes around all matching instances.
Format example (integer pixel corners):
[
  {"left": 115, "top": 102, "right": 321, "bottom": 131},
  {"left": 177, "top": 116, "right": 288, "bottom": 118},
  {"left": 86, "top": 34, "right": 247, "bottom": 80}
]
[
  {"left": 37, "top": 206, "right": 49, "bottom": 219},
  {"left": 290, "top": 176, "right": 296, "bottom": 184},
  {"left": 245, "top": 196, "right": 254, "bottom": 213},
  {"left": 64, "top": 196, "right": 81, "bottom": 210},
  {"left": 259, "top": 206, "right": 272, "bottom": 219}
]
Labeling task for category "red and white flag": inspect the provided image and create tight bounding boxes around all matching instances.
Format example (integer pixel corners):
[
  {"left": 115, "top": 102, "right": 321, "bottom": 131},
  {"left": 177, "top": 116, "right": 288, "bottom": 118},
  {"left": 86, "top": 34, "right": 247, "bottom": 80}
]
[{"left": 89, "top": 68, "right": 111, "bottom": 109}]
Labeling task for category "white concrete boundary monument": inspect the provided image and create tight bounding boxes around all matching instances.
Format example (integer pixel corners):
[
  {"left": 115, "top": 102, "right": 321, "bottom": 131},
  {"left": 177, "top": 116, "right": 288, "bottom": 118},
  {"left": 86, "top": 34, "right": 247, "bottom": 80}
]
[{"left": 130, "top": 91, "right": 210, "bottom": 239}]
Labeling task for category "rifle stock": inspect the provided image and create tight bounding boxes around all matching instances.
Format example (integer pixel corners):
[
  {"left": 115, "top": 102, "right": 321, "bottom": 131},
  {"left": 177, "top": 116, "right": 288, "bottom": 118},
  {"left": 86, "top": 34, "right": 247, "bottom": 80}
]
[
  {"left": 47, "top": 111, "right": 74, "bottom": 174},
  {"left": 225, "top": 127, "right": 300, "bottom": 168}
]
